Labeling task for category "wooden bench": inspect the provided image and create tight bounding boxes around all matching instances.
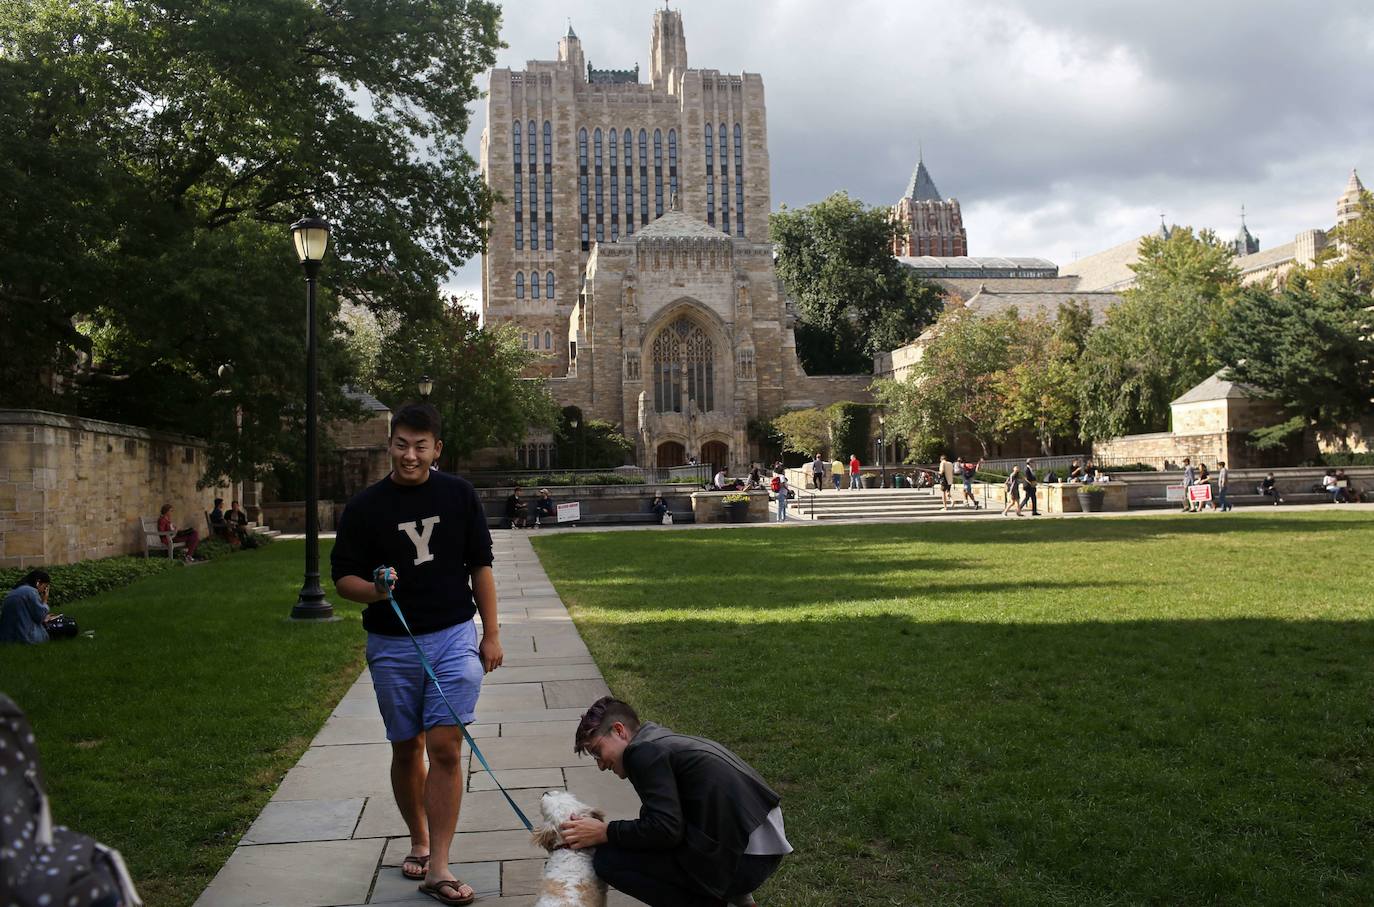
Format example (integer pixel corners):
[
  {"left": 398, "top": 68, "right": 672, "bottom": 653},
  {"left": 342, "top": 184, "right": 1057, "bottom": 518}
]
[{"left": 140, "top": 517, "right": 188, "bottom": 558}]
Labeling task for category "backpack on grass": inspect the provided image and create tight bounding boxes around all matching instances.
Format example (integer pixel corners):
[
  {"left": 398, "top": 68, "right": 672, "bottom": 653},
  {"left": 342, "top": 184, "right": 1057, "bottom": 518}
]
[{"left": 0, "top": 694, "right": 142, "bottom": 907}]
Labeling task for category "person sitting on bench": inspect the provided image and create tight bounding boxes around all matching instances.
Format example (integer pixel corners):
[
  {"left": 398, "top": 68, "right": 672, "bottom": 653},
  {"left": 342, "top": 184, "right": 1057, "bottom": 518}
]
[
  {"left": 158, "top": 503, "right": 201, "bottom": 563},
  {"left": 1257, "top": 473, "right": 1283, "bottom": 504},
  {"left": 505, "top": 487, "right": 529, "bottom": 529}
]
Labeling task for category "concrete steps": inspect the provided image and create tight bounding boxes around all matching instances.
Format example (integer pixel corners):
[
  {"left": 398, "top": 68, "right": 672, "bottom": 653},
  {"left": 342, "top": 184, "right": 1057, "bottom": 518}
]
[
  {"left": 779, "top": 488, "right": 1002, "bottom": 521},
  {"left": 245, "top": 521, "right": 282, "bottom": 540}
]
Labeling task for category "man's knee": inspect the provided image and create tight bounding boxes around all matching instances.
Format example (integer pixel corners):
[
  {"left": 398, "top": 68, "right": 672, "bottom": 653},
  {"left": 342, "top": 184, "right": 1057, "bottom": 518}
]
[
  {"left": 424, "top": 726, "right": 464, "bottom": 770},
  {"left": 391, "top": 734, "right": 425, "bottom": 763}
]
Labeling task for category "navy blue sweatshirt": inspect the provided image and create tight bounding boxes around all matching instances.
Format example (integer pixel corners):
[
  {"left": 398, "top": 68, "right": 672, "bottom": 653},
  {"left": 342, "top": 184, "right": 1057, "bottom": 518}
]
[{"left": 330, "top": 472, "right": 493, "bottom": 636}]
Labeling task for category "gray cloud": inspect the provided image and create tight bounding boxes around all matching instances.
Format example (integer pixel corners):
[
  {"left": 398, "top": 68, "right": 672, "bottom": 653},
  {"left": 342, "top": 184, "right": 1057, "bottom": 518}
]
[{"left": 448, "top": 0, "right": 1374, "bottom": 299}]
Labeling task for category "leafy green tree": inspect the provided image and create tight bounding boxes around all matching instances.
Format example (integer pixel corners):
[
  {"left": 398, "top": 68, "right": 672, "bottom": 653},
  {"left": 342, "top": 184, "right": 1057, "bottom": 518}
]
[
  {"left": 771, "top": 192, "right": 943, "bottom": 374},
  {"left": 772, "top": 408, "right": 833, "bottom": 458},
  {"left": 554, "top": 407, "right": 635, "bottom": 469},
  {"left": 1219, "top": 275, "right": 1374, "bottom": 448},
  {"left": 876, "top": 308, "right": 1021, "bottom": 458},
  {"left": 0, "top": 0, "right": 500, "bottom": 483},
  {"left": 997, "top": 312, "right": 1080, "bottom": 455},
  {"left": 1077, "top": 227, "right": 1239, "bottom": 440},
  {"left": 1308, "top": 189, "right": 1374, "bottom": 294},
  {"left": 373, "top": 302, "right": 559, "bottom": 469}
]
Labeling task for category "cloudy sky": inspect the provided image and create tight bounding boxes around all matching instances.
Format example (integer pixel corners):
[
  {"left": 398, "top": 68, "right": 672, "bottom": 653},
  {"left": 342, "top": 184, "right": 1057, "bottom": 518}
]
[{"left": 447, "top": 0, "right": 1374, "bottom": 303}]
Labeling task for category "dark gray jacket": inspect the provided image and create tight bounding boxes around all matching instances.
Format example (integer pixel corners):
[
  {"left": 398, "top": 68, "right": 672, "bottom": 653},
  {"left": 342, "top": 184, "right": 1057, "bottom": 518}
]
[{"left": 607, "top": 722, "right": 782, "bottom": 897}]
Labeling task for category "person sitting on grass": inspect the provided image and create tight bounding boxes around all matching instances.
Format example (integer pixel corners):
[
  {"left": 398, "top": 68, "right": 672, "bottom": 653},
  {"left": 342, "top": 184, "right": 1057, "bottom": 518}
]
[
  {"left": 0, "top": 570, "right": 59, "bottom": 645},
  {"left": 158, "top": 503, "right": 201, "bottom": 563},
  {"left": 561, "top": 697, "right": 791, "bottom": 907}
]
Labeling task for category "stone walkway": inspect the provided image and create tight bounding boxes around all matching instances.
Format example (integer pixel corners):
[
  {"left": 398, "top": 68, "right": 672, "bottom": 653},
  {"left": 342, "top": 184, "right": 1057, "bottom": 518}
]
[{"left": 196, "top": 530, "right": 646, "bottom": 906}]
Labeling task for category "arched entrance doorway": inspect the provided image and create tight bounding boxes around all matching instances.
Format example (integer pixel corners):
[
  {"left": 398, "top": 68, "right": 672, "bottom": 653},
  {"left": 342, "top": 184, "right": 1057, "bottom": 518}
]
[
  {"left": 700, "top": 440, "right": 729, "bottom": 472},
  {"left": 657, "top": 441, "right": 686, "bottom": 467}
]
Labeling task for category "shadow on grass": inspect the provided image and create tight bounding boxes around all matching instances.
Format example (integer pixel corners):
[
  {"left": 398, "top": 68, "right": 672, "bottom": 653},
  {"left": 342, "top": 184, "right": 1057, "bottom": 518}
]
[{"left": 587, "top": 614, "right": 1374, "bottom": 906}]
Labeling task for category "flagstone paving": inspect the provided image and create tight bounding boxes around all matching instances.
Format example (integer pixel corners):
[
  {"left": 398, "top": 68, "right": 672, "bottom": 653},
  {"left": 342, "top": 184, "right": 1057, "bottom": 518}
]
[{"left": 196, "top": 530, "right": 646, "bottom": 906}]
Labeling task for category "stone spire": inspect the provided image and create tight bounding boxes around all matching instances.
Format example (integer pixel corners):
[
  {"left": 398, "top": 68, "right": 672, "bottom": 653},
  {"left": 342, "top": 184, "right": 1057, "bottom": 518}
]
[
  {"left": 904, "top": 154, "right": 943, "bottom": 202},
  {"left": 558, "top": 19, "right": 585, "bottom": 80},
  {"left": 1337, "top": 168, "right": 1366, "bottom": 227},
  {"left": 1230, "top": 205, "right": 1259, "bottom": 256},
  {"left": 650, "top": 7, "right": 688, "bottom": 91}
]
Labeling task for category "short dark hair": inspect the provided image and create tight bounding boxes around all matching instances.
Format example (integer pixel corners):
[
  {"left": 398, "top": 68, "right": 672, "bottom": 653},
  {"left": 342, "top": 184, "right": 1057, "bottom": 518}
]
[
  {"left": 213, "top": 497, "right": 224, "bottom": 507},
  {"left": 574, "top": 696, "right": 641, "bottom": 755},
  {"left": 391, "top": 402, "right": 442, "bottom": 440},
  {"left": 20, "top": 569, "right": 50, "bottom": 588}
]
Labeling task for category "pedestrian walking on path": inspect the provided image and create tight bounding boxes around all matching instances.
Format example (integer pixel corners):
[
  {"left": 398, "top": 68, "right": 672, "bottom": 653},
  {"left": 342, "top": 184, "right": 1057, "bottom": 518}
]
[
  {"left": 1021, "top": 459, "right": 1040, "bottom": 516},
  {"left": 848, "top": 454, "right": 862, "bottom": 489},
  {"left": 775, "top": 475, "right": 790, "bottom": 522},
  {"left": 330, "top": 402, "right": 503, "bottom": 907},
  {"left": 1002, "top": 466, "right": 1024, "bottom": 517},
  {"left": 1217, "top": 461, "right": 1232, "bottom": 511},
  {"left": 831, "top": 456, "right": 845, "bottom": 491},
  {"left": 811, "top": 453, "right": 826, "bottom": 490},
  {"left": 938, "top": 455, "right": 956, "bottom": 510},
  {"left": 562, "top": 697, "right": 791, "bottom": 907}
]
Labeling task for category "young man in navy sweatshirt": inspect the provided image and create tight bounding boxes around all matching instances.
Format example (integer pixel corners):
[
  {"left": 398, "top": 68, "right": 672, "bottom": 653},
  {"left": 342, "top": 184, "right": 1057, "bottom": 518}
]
[{"left": 331, "top": 403, "right": 502, "bottom": 906}]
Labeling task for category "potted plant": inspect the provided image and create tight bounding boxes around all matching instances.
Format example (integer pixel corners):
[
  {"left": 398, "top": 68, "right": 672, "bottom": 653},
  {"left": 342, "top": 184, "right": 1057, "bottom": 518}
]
[
  {"left": 1077, "top": 484, "right": 1107, "bottom": 512},
  {"left": 721, "top": 492, "right": 751, "bottom": 523}
]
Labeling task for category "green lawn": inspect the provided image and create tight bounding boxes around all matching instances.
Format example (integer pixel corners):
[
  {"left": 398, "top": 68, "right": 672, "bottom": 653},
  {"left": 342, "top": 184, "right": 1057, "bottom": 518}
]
[
  {"left": 531, "top": 512, "right": 1374, "bottom": 905},
  {"left": 1, "top": 540, "right": 363, "bottom": 907}
]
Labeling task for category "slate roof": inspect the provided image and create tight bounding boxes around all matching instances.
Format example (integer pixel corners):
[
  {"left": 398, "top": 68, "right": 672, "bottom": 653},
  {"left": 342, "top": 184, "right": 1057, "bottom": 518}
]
[
  {"left": 1060, "top": 236, "right": 1145, "bottom": 292},
  {"left": 632, "top": 209, "right": 733, "bottom": 240},
  {"left": 963, "top": 289, "right": 1123, "bottom": 325},
  {"left": 1171, "top": 369, "right": 1266, "bottom": 405},
  {"left": 343, "top": 388, "right": 390, "bottom": 412},
  {"left": 904, "top": 158, "right": 943, "bottom": 201}
]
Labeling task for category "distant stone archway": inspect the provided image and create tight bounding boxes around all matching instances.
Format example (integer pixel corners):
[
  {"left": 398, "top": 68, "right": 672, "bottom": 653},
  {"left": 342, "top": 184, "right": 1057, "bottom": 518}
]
[
  {"left": 657, "top": 441, "right": 686, "bottom": 467},
  {"left": 700, "top": 440, "right": 729, "bottom": 472}
]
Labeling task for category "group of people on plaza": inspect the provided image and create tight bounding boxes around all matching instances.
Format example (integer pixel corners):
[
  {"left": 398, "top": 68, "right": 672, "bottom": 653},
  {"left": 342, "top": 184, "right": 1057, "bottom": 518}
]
[{"left": 807, "top": 453, "right": 865, "bottom": 491}]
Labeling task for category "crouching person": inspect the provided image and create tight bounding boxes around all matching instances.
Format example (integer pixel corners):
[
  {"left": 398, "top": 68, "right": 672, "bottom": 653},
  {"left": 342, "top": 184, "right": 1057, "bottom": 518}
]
[{"left": 560, "top": 697, "right": 792, "bottom": 907}]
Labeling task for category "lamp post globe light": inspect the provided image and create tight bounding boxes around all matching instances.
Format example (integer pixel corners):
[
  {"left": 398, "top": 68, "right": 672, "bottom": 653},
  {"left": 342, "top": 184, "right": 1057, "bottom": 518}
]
[
  {"left": 418, "top": 374, "right": 434, "bottom": 399},
  {"left": 289, "top": 215, "right": 335, "bottom": 621}
]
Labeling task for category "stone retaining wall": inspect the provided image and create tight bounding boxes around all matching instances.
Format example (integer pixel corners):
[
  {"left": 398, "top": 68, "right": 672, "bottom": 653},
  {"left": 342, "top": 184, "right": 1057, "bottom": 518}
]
[{"left": 0, "top": 409, "right": 226, "bottom": 568}]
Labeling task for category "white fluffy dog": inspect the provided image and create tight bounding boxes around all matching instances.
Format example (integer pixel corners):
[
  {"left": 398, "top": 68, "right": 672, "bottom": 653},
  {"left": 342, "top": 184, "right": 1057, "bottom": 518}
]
[{"left": 531, "top": 789, "right": 608, "bottom": 907}]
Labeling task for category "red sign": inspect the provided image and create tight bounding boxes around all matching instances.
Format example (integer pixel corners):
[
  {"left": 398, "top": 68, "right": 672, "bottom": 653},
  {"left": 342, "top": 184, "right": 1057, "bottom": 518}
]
[{"left": 1187, "top": 484, "right": 1213, "bottom": 503}]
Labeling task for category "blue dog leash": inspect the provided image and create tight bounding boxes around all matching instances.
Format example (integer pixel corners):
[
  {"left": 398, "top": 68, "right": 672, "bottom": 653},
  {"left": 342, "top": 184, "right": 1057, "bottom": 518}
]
[{"left": 375, "top": 568, "right": 533, "bottom": 832}]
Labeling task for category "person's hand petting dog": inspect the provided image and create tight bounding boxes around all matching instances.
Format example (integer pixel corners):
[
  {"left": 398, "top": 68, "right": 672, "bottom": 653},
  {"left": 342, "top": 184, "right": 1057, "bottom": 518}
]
[{"left": 559, "top": 813, "right": 609, "bottom": 850}]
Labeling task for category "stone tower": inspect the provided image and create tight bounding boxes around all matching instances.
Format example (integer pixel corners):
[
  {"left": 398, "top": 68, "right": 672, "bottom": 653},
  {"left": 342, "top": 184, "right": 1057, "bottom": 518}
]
[
  {"left": 650, "top": 8, "right": 688, "bottom": 91},
  {"left": 1228, "top": 207, "right": 1260, "bottom": 256},
  {"left": 480, "top": 7, "right": 771, "bottom": 377},
  {"left": 892, "top": 154, "right": 968, "bottom": 257},
  {"left": 1336, "top": 168, "right": 1366, "bottom": 228}
]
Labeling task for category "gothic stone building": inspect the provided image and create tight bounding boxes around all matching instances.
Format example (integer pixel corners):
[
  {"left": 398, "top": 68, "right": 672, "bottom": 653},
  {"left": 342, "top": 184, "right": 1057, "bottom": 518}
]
[{"left": 480, "top": 9, "right": 869, "bottom": 470}]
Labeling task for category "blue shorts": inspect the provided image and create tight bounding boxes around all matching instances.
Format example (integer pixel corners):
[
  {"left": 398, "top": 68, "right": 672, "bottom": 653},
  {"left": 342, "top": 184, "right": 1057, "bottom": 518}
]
[{"left": 366, "top": 620, "right": 483, "bottom": 742}]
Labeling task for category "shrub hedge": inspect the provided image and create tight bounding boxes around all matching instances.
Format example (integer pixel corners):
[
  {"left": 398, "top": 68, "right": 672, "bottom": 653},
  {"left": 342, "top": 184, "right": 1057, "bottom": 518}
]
[{"left": 0, "top": 556, "right": 177, "bottom": 607}]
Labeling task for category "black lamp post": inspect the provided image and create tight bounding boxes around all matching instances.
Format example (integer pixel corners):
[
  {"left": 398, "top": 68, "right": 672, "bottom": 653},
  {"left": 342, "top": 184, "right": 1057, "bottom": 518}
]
[
  {"left": 878, "top": 413, "right": 887, "bottom": 489},
  {"left": 569, "top": 417, "right": 580, "bottom": 491},
  {"left": 289, "top": 216, "right": 334, "bottom": 621},
  {"left": 418, "top": 374, "right": 433, "bottom": 399}
]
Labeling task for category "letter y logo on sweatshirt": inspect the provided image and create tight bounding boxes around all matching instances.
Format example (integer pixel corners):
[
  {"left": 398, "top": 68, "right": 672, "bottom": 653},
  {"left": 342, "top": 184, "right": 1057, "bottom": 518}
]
[{"left": 398, "top": 516, "right": 441, "bottom": 565}]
